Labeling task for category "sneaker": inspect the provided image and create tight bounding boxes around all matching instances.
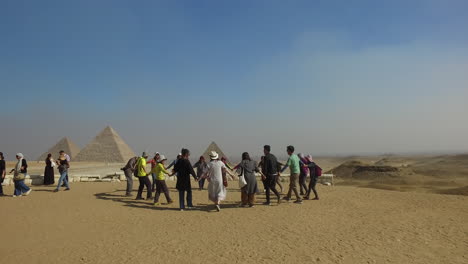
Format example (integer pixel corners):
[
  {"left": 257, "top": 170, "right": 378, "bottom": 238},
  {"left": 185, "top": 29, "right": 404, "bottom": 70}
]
[
  {"left": 154, "top": 202, "right": 160, "bottom": 206},
  {"left": 277, "top": 197, "right": 282, "bottom": 204},
  {"left": 249, "top": 204, "right": 255, "bottom": 208},
  {"left": 282, "top": 197, "right": 290, "bottom": 201},
  {"left": 135, "top": 197, "right": 145, "bottom": 200},
  {"left": 53, "top": 189, "right": 59, "bottom": 192},
  {"left": 64, "top": 188, "right": 70, "bottom": 191},
  {"left": 180, "top": 208, "right": 184, "bottom": 212},
  {"left": 238, "top": 204, "right": 248, "bottom": 208},
  {"left": 303, "top": 196, "right": 310, "bottom": 200},
  {"left": 187, "top": 206, "right": 196, "bottom": 210},
  {"left": 13, "top": 194, "right": 22, "bottom": 197},
  {"left": 294, "top": 200, "right": 303, "bottom": 204},
  {"left": 24, "top": 189, "right": 32, "bottom": 196},
  {"left": 312, "top": 197, "right": 319, "bottom": 200},
  {"left": 262, "top": 202, "right": 271, "bottom": 206},
  {"left": 167, "top": 200, "right": 174, "bottom": 204},
  {"left": 215, "top": 205, "right": 221, "bottom": 212},
  {"left": 125, "top": 193, "right": 133, "bottom": 197}
]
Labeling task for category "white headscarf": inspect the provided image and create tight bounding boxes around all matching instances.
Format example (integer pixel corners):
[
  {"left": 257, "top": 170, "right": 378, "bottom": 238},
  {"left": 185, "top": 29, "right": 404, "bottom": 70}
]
[{"left": 15, "top": 153, "right": 24, "bottom": 173}]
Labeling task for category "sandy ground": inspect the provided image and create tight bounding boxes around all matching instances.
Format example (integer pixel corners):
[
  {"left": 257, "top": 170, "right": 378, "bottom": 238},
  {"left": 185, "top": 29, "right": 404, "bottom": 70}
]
[{"left": 1, "top": 180, "right": 467, "bottom": 264}]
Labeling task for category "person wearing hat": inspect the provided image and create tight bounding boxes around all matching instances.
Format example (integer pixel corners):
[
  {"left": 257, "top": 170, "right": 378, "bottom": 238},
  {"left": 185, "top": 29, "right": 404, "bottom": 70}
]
[
  {"left": 173, "top": 148, "right": 197, "bottom": 211},
  {"left": 0, "top": 152, "right": 6, "bottom": 196},
  {"left": 304, "top": 155, "right": 320, "bottom": 200},
  {"left": 151, "top": 155, "right": 173, "bottom": 205},
  {"left": 54, "top": 151, "right": 70, "bottom": 192},
  {"left": 10, "top": 153, "right": 32, "bottom": 197},
  {"left": 135, "top": 152, "right": 153, "bottom": 200},
  {"left": 201, "top": 151, "right": 229, "bottom": 212}
]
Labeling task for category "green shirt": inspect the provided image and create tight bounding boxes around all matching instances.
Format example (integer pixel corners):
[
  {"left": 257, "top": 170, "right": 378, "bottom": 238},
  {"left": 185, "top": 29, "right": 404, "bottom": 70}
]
[
  {"left": 286, "top": 154, "right": 300, "bottom": 174},
  {"left": 136, "top": 157, "right": 147, "bottom": 177}
]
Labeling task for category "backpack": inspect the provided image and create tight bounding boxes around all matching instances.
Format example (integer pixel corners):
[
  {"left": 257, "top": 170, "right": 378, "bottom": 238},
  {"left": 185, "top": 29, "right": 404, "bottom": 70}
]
[{"left": 315, "top": 165, "right": 322, "bottom": 177}]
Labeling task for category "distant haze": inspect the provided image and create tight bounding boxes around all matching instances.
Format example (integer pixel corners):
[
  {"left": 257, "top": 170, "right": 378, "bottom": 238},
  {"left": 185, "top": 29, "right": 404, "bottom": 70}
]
[{"left": 1, "top": 1, "right": 467, "bottom": 161}]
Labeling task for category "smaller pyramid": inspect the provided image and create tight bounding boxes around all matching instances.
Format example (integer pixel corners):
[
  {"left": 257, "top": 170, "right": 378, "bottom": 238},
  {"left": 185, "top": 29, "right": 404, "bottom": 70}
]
[
  {"left": 74, "top": 126, "right": 135, "bottom": 163},
  {"left": 37, "top": 137, "right": 80, "bottom": 161},
  {"left": 202, "top": 142, "right": 229, "bottom": 161}
]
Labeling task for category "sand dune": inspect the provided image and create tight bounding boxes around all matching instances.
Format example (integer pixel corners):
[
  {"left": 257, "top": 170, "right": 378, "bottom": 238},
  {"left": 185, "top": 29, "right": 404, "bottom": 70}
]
[{"left": 1, "top": 181, "right": 467, "bottom": 264}]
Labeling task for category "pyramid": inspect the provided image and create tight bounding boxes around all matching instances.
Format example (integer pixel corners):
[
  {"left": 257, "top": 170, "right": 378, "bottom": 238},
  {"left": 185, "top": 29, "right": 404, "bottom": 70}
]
[
  {"left": 37, "top": 137, "right": 81, "bottom": 161},
  {"left": 74, "top": 126, "right": 135, "bottom": 163},
  {"left": 201, "top": 142, "right": 229, "bottom": 161}
]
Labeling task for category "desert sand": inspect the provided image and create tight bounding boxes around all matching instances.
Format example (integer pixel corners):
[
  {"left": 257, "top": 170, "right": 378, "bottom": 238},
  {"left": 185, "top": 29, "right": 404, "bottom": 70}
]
[{"left": 1, "top": 155, "right": 468, "bottom": 264}]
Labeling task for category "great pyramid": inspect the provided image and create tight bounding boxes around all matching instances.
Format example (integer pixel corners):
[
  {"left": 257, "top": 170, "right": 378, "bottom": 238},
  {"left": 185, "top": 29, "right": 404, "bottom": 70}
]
[
  {"left": 37, "top": 137, "right": 80, "bottom": 161},
  {"left": 74, "top": 126, "right": 135, "bottom": 163},
  {"left": 201, "top": 142, "right": 229, "bottom": 161}
]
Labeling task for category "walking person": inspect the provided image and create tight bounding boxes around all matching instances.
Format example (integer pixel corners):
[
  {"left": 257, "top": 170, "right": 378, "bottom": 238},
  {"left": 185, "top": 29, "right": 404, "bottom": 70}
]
[
  {"left": 236, "top": 152, "right": 263, "bottom": 208},
  {"left": 0, "top": 152, "right": 6, "bottom": 196},
  {"left": 135, "top": 152, "right": 153, "bottom": 200},
  {"left": 121, "top": 155, "right": 138, "bottom": 196},
  {"left": 173, "top": 148, "right": 197, "bottom": 211},
  {"left": 304, "top": 155, "right": 320, "bottom": 200},
  {"left": 298, "top": 153, "right": 309, "bottom": 195},
  {"left": 193, "top": 156, "right": 208, "bottom": 190},
  {"left": 10, "top": 153, "right": 32, "bottom": 197},
  {"left": 43, "top": 153, "right": 55, "bottom": 185},
  {"left": 147, "top": 152, "right": 160, "bottom": 192},
  {"left": 261, "top": 145, "right": 281, "bottom": 205},
  {"left": 60, "top": 150, "right": 71, "bottom": 187},
  {"left": 281, "top": 146, "right": 303, "bottom": 204},
  {"left": 202, "top": 151, "right": 228, "bottom": 211},
  {"left": 152, "top": 155, "right": 173, "bottom": 205},
  {"left": 167, "top": 153, "right": 181, "bottom": 181},
  {"left": 221, "top": 156, "right": 235, "bottom": 180},
  {"left": 54, "top": 152, "right": 70, "bottom": 192}
]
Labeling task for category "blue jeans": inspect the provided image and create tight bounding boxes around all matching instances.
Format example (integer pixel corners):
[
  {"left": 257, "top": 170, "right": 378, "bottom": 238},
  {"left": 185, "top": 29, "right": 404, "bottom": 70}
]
[
  {"left": 56, "top": 170, "right": 70, "bottom": 190},
  {"left": 178, "top": 189, "right": 193, "bottom": 209},
  {"left": 198, "top": 178, "right": 206, "bottom": 189},
  {"left": 14, "top": 178, "right": 30, "bottom": 196}
]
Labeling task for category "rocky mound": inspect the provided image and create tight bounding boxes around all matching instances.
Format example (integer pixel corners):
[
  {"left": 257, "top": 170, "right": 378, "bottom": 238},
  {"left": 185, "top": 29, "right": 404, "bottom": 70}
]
[
  {"left": 437, "top": 186, "right": 468, "bottom": 196},
  {"left": 330, "top": 160, "right": 399, "bottom": 180}
]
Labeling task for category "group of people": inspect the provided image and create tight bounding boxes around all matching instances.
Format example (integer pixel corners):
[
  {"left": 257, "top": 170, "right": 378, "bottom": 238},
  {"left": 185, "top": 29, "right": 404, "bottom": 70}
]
[
  {"left": 0, "top": 150, "right": 72, "bottom": 197},
  {"left": 0, "top": 145, "right": 321, "bottom": 210},
  {"left": 121, "top": 145, "right": 321, "bottom": 211}
]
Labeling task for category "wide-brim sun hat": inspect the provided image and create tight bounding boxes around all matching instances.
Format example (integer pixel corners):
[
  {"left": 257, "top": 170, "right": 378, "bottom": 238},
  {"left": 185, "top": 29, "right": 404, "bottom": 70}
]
[
  {"left": 209, "top": 151, "right": 219, "bottom": 160},
  {"left": 157, "top": 155, "right": 167, "bottom": 163}
]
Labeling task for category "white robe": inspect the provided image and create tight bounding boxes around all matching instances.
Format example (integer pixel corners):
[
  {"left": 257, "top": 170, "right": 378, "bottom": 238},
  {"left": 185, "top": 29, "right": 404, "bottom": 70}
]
[{"left": 206, "top": 160, "right": 227, "bottom": 202}]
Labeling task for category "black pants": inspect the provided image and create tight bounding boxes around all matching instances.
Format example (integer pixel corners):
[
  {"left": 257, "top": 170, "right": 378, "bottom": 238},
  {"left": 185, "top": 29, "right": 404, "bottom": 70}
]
[
  {"left": 136, "top": 176, "right": 152, "bottom": 199},
  {"left": 265, "top": 174, "right": 280, "bottom": 203},
  {"left": 299, "top": 173, "right": 307, "bottom": 195},
  {"left": 0, "top": 177, "right": 3, "bottom": 195},
  {"left": 154, "top": 180, "right": 172, "bottom": 203},
  {"left": 306, "top": 177, "right": 319, "bottom": 199}
]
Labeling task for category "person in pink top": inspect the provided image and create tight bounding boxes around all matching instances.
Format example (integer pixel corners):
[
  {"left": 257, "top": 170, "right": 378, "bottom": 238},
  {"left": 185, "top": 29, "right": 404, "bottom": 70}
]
[{"left": 147, "top": 152, "right": 160, "bottom": 192}]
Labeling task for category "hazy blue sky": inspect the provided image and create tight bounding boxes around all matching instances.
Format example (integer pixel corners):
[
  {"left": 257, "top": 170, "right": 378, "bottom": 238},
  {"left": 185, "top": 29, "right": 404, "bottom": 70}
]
[{"left": 1, "top": 0, "right": 467, "bottom": 160}]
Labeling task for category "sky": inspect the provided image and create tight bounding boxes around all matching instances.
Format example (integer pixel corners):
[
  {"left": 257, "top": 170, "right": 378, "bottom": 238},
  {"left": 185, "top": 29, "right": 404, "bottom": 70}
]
[{"left": 1, "top": 0, "right": 468, "bottom": 161}]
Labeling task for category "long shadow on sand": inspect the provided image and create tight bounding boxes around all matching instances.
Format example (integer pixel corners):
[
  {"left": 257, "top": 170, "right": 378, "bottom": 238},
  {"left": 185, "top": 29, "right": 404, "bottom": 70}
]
[{"left": 94, "top": 191, "right": 242, "bottom": 212}]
